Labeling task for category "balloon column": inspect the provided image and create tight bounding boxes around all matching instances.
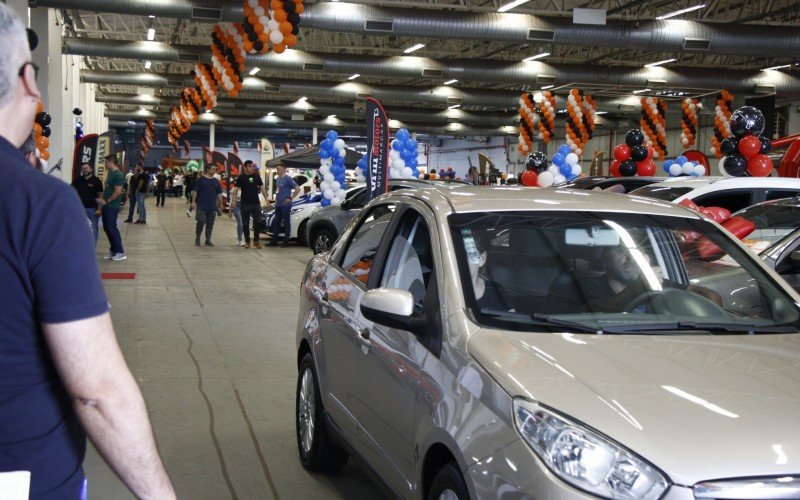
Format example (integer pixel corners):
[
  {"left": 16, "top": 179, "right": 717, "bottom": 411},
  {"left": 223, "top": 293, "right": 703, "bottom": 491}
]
[
  {"left": 33, "top": 101, "right": 51, "bottom": 162},
  {"left": 194, "top": 63, "right": 218, "bottom": 111},
  {"left": 565, "top": 89, "right": 593, "bottom": 156},
  {"left": 536, "top": 91, "right": 556, "bottom": 143},
  {"left": 640, "top": 98, "right": 667, "bottom": 159},
  {"left": 710, "top": 90, "right": 733, "bottom": 159},
  {"left": 242, "top": 0, "right": 271, "bottom": 54},
  {"left": 139, "top": 119, "right": 155, "bottom": 162},
  {"left": 210, "top": 25, "right": 244, "bottom": 97},
  {"left": 718, "top": 106, "right": 773, "bottom": 177},
  {"left": 680, "top": 98, "right": 699, "bottom": 148},
  {"left": 552, "top": 143, "right": 583, "bottom": 182},
  {"left": 318, "top": 130, "right": 348, "bottom": 207},
  {"left": 517, "top": 92, "right": 538, "bottom": 156},
  {"left": 610, "top": 129, "right": 656, "bottom": 177},
  {"left": 519, "top": 150, "right": 556, "bottom": 187},
  {"left": 264, "top": 0, "right": 303, "bottom": 54},
  {"left": 663, "top": 155, "right": 706, "bottom": 177},
  {"left": 388, "top": 128, "right": 420, "bottom": 179},
  {"left": 73, "top": 107, "right": 84, "bottom": 142}
]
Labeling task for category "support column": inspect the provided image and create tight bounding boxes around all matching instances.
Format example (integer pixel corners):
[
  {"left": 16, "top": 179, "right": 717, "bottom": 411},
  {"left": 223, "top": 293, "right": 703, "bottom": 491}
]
[
  {"left": 312, "top": 126, "right": 318, "bottom": 145},
  {"left": 209, "top": 123, "right": 216, "bottom": 150}
]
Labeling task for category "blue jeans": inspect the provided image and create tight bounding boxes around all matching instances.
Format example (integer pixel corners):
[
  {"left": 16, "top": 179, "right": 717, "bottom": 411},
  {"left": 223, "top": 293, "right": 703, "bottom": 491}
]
[
  {"left": 84, "top": 207, "right": 99, "bottom": 244},
  {"left": 233, "top": 204, "right": 243, "bottom": 242},
  {"left": 126, "top": 191, "right": 137, "bottom": 220},
  {"left": 102, "top": 205, "right": 124, "bottom": 254},
  {"left": 272, "top": 204, "right": 291, "bottom": 243},
  {"left": 136, "top": 192, "right": 147, "bottom": 221}
]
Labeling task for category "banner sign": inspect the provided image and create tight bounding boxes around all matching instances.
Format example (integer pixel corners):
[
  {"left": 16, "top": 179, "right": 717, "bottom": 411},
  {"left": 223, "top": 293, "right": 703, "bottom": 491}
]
[
  {"left": 365, "top": 97, "right": 390, "bottom": 202},
  {"left": 72, "top": 134, "right": 98, "bottom": 182},
  {"left": 226, "top": 152, "right": 243, "bottom": 199}
]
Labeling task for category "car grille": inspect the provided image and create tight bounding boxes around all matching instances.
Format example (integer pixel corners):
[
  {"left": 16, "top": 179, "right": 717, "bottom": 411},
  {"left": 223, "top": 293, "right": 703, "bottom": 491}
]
[{"left": 694, "top": 476, "right": 800, "bottom": 499}]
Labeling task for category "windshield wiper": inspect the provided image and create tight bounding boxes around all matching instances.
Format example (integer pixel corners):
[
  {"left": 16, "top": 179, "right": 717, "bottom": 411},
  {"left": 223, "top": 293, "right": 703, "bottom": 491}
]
[
  {"left": 529, "top": 313, "right": 607, "bottom": 334},
  {"left": 607, "top": 322, "right": 797, "bottom": 334}
]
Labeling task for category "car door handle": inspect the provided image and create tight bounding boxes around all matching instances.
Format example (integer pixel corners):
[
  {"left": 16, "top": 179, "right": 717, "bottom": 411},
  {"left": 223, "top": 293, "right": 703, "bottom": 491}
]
[
  {"left": 359, "top": 328, "right": 370, "bottom": 341},
  {"left": 357, "top": 328, "right": 372, "bottom": 349},
  {"left": 320, "top": 292, "right": 330, "bottom": 307}
]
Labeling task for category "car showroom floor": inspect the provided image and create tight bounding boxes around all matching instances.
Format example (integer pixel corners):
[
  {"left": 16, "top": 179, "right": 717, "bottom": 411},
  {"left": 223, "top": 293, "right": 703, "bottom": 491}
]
[{"left": 89, "top": 197, "right": 386, "bottom": 499}]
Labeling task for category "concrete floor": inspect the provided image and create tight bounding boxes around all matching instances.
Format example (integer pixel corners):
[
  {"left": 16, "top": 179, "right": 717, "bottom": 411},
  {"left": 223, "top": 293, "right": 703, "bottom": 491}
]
[{"left": 89, "top": 196, "right": 387, "bottom": 499}]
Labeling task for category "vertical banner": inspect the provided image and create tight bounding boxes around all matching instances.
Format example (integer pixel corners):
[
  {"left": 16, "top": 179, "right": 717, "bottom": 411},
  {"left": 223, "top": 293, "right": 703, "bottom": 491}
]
[
  {"left": 259, "top": 138, "right": 275, "bottom": 187},
  {"left": 226, "top": 152, "right": 243, "bottom": 201},
  {"left": 72, "top": 133, "right": 98, "bottom": 182},
  {"left": 365, "top": 97, "right": 390, "bottom": 202},
  {"left": 94, "top": 134, "right": 110, "bottom": 183}
]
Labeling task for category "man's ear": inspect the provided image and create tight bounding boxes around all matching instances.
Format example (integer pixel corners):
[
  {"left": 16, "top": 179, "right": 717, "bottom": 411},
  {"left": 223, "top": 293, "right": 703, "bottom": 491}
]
[{"left": 20, "top": 65, "right": 41, "bottom": 100}]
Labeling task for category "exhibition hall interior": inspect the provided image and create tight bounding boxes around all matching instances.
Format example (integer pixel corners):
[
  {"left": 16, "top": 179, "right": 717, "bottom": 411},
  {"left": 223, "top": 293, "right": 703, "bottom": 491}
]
[{"left": 5, "top": 0, "right": 800, "bottom": 498}]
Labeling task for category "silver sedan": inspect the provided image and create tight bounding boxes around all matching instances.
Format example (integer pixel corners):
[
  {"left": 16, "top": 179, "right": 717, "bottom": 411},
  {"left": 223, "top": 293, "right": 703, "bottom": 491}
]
[{"left": 295, "top": 185, "right": 800, "bottom": 499}]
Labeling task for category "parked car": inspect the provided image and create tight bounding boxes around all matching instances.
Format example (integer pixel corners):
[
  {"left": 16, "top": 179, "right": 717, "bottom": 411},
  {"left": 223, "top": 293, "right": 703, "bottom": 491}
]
[
  {"left": 258, "top": 184, "right": 364, "bottom": 246},
  {"left": 562, "top": 175, "right": 662, "bottom": 193},
  {"left": 295, "top": 185, "right": 800, "bottom": 500},
  {"left": 629, "top": 176, "right": 800, "bottom": 213},
  {"left": 305, "top": 178, "right": 469, "bottom": 254}
]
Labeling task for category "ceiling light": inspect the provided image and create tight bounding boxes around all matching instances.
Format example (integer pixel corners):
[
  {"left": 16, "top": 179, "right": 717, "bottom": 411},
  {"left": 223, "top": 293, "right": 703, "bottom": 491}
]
[
  {"left": 147, "top": 28, "right": 155, "bottom": 41},
  {"left": 762, "top": 64, "right": 792, "bottom": 71},
  {"left": 595, "top": 111, "right": 607, "bottom": 115},
  {"left": 656, "top": 4, "right": 705, "bottom": 20},
  {"left": 299, "top": 96, "right": 307, "bottom": 102},
  {"left": 523, "top": 52, "right": 550, "bottom": 62},
  {"left": 443, "top": 79, "right": 458, "bottom": 85},
  {"left": 498, "top": 0, "right": 530, "bottom": 12},
  {"left": 144, "top": 61, "right": 151, "bottom": 69},
  {"left": 404, "top": 43, "right": 425, "bottom": 54},
  {"left": 645, "top": 58, "right": 676, "bottom": 68},
  {"left": 205, "top": 110, "right": 211, "bottom": 114},
  {"left": 448, "top": 104, "right": 461, "bottom": 109},
  {"left": 633, "top": 88, "right": 651, "bottom": 94},
  {"left": 327, "top": 114, "right": 337, "bottom": 119},
  {"left": 267, "top": 111, "right": 274, "bottom": 116},
  {"left": 348, "top": 73, "right": 360, "bottom": 80},
  {"left": 249, "top": 67, "right": 260, "bottom": 75},
  {"left": 148, "top": 15, "right": 155, "bottom": 19},
  {"left": 541, "top": 84, "right": 554, "bottom": 90}
]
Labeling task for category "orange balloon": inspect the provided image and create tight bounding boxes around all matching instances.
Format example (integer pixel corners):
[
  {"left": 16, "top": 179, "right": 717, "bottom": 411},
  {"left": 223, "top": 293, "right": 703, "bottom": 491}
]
[
  {"left": 279, "top": 22, "right": 292, "bottom": 35},
  {"left": 254, "top": 22, "right": 264, "bottom": 34},
  {"left": 294, "top": 3, "right": 304, "bottom": 13},
  {"left": 273, "top": 43, "right": 286, "bottom": 54},
  {"left": 36, "top": 136, "right": 49, "bottom": 150},
  {"left": 234, "top": 81, "right": 243, "bottom": 91},
  {"left": 243, "top": 41, "right": 253, "bottom": 52},
  {"left": 229, "top": 89, "right": 239, "bottom": 98},
  {"left": 40, "top": 150, "right": 50, "bottom": 161},
  {"left": 284, "top": 34, "right": 297, "bottom": 47},
  {"left": 36, "top": 100, "right": 44, "bottom": 114},
  {"left": 274, "top": 10, "right": 288, "bottom": 22},
  {"left": 33, "top": 123, "right": 42, "bottom": 136},
  {"left": 270, "top": 0, "right": 283, "bottom": 9}
]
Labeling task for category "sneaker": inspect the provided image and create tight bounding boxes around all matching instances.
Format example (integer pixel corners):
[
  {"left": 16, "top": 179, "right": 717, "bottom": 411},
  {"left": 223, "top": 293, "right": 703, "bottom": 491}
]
[
  {"left": 135, "top": 220, "right": 146, "bottom": 224},
  {"left": 186, "top": 210, "right": 192, "bottom": 218},
  {"left": 123, "top": 219, "right": 133, "bottom": 223},
  {"left": 111, "top": 253, "right": 127, "bottom": 261},
  {"left": 237, "top": 240, "right": 245, "bottom": 247},
  {"left": 244, "top": 242, "right": 251, "bottom": 249},
  {"left": 205, "top": 241, "right": 214, "bottom": 247},
  {"left": 253, "top": 241, "right": 262, "bottom": 249},
  {"left": 103, "top": 252, "right": 115, "bottom": 260},
  {"left": 266, "top": 241, "right": 278, "bottom": 247}
]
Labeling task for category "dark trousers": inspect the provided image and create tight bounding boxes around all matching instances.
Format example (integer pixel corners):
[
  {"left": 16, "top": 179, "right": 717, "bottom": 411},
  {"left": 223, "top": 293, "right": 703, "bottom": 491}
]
[
  {"left": 195, "top": 209, "right": 216, "bottom": 242},
  {"left": 102, "top": 205, "right": 124, "bottom": 254},
  {"left": 156, "top": 188, "right": 166, "bottom": 206},
  {"left": 272, "top": 204, "right": 291, "bottom": 243},
  {"left": 240, "top": 203, "right": 262, "bottom": 243},
  {"left": 126, "top": 192, "right": 137, "bottom": 220}
]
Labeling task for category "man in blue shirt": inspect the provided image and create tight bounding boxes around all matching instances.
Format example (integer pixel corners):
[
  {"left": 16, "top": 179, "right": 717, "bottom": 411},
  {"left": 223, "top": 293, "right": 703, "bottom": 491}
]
[
  {"left": 268, "top": 164, "right": 300, "bottom": 247},
  {"left": 191, "top": 165, "right": 223, "bottom": 247},
  {"left": 0, "top": 5, "right": 175, "bottom": 498}
]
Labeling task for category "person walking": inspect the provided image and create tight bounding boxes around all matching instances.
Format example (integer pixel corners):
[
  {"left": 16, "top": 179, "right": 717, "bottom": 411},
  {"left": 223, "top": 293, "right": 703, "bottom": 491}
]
[
  {"left": 155, "top": 168, "right": 167, "bottom": 207},
  {"left": 228, "top": 177, "right": 245, "bottom": 246},
  {"left": 230, "top": 160, "right": 268, "bottom": 249},
  {"left": 0, "top": 9, "right": 176, "bottom": 496},
  {"left": 173, "top": 171, "right": 183, "bottom": 198},
  {"left": 268, "top": 164, "right": 300, "bottom": 247},
  {"left": 124, "top": 164, "right": 141, "bottom": 222},
  {"left": 98, "top": 155, "right": 127, "bottom": 260},
  {"left": 466, "top": 166, "right": 480, "bottom": 186},
  {"left": 71, "top": 162, "right": 104, "bottom": 244},
  {"left": 191, "top": 165, "right": 223, "bottom": 247},
  {"left": 134, "top": 165, "right": 149, "bottom": 223}
]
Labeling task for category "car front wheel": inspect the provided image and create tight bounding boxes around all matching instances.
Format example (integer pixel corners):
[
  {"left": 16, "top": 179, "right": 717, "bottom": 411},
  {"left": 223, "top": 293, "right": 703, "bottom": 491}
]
[
  {"left": 297, "top": 219, "right": 308, "bottom": 247},
  {"left": 311, "top": 228, "right": 335, "bottom": 254},
  {"left": 428, "top": 462, "right": 469, "bottom": 500},
  {"left": 296, "top": 353, "right": 348, "bottom": 472}
]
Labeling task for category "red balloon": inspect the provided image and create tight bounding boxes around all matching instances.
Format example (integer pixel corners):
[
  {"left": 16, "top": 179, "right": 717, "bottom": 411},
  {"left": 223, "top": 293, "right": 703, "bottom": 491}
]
[
  {"left": 613, "top": 144, "right": 631, "bottom": 161},
  {"left": 520, "top": 170, "right": 538, "bottom": 186},
  {"left": 637, "top": 159, "right": 656, "bottom": 176},
  {"left": 747, "top": 154, "right": 773, "bottom": 176},
  {"left": 738, "top": 135, "right": 761, "bottom": 158},
  {"left": 610, "top": 159, "right": 621, "bottom": 177}
]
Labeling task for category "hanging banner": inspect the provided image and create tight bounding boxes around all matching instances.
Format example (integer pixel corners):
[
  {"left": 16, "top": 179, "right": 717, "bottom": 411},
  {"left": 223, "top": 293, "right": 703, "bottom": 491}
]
[
  {"left": 365, "top": 97, "right": 390, "bottom": 202},
  {"left": 226, "top": 151, "right": 243, "bottom": 199},
  {"left": 72, "top": 133, "right": 98, "bottom": 182}
]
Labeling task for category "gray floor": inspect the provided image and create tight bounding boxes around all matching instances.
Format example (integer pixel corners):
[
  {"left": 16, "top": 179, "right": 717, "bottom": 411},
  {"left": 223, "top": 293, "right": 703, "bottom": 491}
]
[{"left": 89, "top": 196, "right": 387, "bottom": 499}]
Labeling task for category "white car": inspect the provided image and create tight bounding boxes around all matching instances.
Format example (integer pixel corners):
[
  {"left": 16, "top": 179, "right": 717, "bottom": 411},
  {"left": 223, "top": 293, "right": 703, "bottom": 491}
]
[{"left": 629, "top": 176, "right": 800, "bottom": 213}]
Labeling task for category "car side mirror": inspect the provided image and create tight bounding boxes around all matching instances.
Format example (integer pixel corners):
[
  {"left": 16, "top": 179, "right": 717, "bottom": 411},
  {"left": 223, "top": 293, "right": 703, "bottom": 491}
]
[
  {"left": 791, "top": 249, "right": 800, "bottom": 263},
  {"left": 340, "top": 198, "right": 350, "bottom": 210},
  {"left": 360, "top": 288, "right": 424, "bottom": 333}
]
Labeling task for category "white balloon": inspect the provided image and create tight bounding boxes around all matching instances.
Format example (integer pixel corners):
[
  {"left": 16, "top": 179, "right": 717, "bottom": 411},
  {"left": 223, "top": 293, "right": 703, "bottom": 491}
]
[
  {"left": 565, "top": 153, "right": 579, "bottom": 165},
  {"left": 693, "top": 165, "right": 706, "bottom": 176},
  {"left": 323, "top": 189, "right": 334, "bottom": 199},
  {"left": 553, "top": 174, "right": 566, "bottom": 185},
  {"left": 319, "top": 165, "right": 330, "bottom": 175},
  {"left": 334, "top": 139, "right": 345, "bottom": 149},
  {"left": 356, "top": 175, "right": 366, "bottom": 183},
  {"left": 267, "top": 19, "right": 279, "bottom": 31},
  {"left": 320, "top": 181, "right": 331, "bottom": 192},
  {"left": 393, "top": 158, "right": 406, "bottom": 169},
  {"left": 254, "top": 5, "right": 264, "bottom": 16},
  {"left": 571, "top": 165, "right": 582, "bottom": 176},
  {"left": 681, "top": 163, "right": 694, "bottom": 174},
  {"left": 575, "top": 148, "right": 583, "bottom": 156},
  {"left": 321, "top": 158, "right": 333, "bottom": 166},
  {"left": 538, "top": 171, "right": 554, "bottom": 187},
  {"left": 323, "top": 173, "right": 334, "bottom": 182},
  {"left": 547, "top": 165, "right": 559, "bottom": 175},
  {"left": 669, "top": 164, "right": 682, "bottom": 176},
  {"left": 248, "top": 0, "right": 258, "bottom": 7},
  {"left": 389, "top": 150, "right": 401, "bottom": 161},
  {"left": 388, "top": 168, "right": 398, "bottom": 179},
  {"left": 270, "top": 30, "right": 284, "bottom": 44},
  {"left": 533, "top": 92, "right": 544, "bottom": 103},
  {"left": 335, "top": 189, "right": 347, "bottom": 199},
  {"left": 331, "top": 197, "right": 343, "bottom": 206},
  {"left": 330, "top": 181, "right": 341, "bottom": 191},
  {"left": 354, "top": 167, "right": 363, "bottom": 177},
  {"left": 338, "top": 148, "right": 346, "bottom": 159},
  {"left": 402, "top": 166, "right": 413, "bottom": 178},
  {"left": 681, "top": 138, "right": 689, "bottom": 146}
]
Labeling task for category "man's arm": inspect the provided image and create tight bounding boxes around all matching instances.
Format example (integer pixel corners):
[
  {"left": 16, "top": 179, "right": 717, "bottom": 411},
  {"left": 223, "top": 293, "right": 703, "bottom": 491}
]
[{"left": 43, "top": 313, "right": 176, "bottom": 500}]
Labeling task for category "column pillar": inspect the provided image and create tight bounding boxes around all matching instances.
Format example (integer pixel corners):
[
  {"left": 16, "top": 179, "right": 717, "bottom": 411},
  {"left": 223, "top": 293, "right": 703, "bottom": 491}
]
[
  {"left": 312, "top": 126, "right": 318, "bottom": 145},
  {"left": 788, "top": 102, "right": 800, "bottom": 136},
  {"left": 209, "top": 123, "right": 216, "bottom": 150}
]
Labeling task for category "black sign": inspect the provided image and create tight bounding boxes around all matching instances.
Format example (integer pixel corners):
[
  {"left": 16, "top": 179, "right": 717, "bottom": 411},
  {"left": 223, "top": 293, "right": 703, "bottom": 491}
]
[
  {"left": 72, "top": 134, "right": 98, "bottom": 182},
  {"left": 365, "top": 97, "right": 390, "bottom": 202}
]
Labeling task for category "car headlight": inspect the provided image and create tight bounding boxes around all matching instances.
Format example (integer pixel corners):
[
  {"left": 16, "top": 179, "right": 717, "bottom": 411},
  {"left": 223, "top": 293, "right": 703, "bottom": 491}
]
[
  {"left": 513, "top": 399, "right": 668, "bottom": 500},
  {"left": 290, "top": 207, "right": 304, "bottom": 215}
]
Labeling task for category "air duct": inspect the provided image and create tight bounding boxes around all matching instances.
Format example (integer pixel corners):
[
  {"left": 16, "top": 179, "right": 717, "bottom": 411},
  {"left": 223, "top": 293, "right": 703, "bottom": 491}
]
[
  {"left": 67, "top": 40, "right": 800, "bottom": 98},
  {"left": 30, "top": 0, "right": 243, "bottom": 21}
]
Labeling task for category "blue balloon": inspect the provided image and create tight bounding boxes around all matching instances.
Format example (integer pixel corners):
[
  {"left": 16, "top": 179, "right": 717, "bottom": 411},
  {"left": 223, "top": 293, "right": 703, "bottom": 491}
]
[
  {"left": 559, "top": 163, "right": 572, "bottom": 176},
  {"left": 397, "top": 128, "right": 410, "bottom": 142},
  {"left": 326, "top": 130, "right": 338, "bottom": 141},
  {"left": 357, "top": 159, "right": 367, "bottom": 169},
  {"left": 319, "top": 148, "right": 331, "bottom": 160},
  {"left": 675, "top": 155, "right": 688, "bottom": 166},
  {"left": 558, "top": 144, "right": 571, "bottom": 156},
  {"left": 320, "top": 198, "right": 331, "bottom": 207},
  {"left": 333, "top": 156, "right": 344, "bottom": 167},
  {"left": 320, "top": 138, "right": 333, "bottom": 150},
  {"left": 407, "top": 157, "right": 418, "bottom": 168},
  {"left": 405, "top": 139, "right": 418, "bottom": 152},
  {"left": 392, "top": 139, "right": 403, "bottom": 151},
  {"left": 330, "top": 148, "right": 340, "bottom": 158},
  {"left": 552, "top": 153, "right": 565, "bottom": 167}
]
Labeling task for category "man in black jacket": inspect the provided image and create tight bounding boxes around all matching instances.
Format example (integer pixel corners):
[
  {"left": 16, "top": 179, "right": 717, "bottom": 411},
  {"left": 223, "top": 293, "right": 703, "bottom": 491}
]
[{"left": 71, "top": 162, "right": 103, "bottom": 244}]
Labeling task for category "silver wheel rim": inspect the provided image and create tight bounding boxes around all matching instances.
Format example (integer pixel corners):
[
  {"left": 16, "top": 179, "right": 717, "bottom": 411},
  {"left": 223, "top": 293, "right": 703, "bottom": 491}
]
[
  {"left": 314, "top": 234, "right": 331, "bottom": 253},
  {"left": 298, "top": 368, "right": 315, "bottom": 455},
  {"left": 438, "top": 489, "right": 459, "bottom": 500}
]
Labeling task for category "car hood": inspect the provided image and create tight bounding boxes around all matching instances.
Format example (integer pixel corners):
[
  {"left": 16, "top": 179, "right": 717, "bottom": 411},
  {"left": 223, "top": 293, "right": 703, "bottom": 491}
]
[{"left": 468, "top": 330, "right": 800, "bottom": 486}]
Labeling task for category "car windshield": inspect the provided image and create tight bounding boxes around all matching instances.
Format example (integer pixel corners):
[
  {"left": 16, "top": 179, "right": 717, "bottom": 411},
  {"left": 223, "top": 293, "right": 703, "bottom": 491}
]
[
  {"left": 736, "top": 201, "right": 800, "bottom": 252},
  {"left": 629, "top": 184, "right": 693, "bottom": 202},
  {"left": 449, "top": 211, "right": 800, "bottom": 334}
]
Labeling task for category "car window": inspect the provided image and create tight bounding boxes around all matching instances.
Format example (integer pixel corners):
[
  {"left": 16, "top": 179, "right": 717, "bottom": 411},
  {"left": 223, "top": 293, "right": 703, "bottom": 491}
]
[
  {"left": 693, "top": 190, "right": 753, "bottom": 213},
  {"left": 349, "top": 190, "right": 368, "bottom": 208},
  {"left": 379, "top": 210, "right": 434, "bottom": 313},
  {"left": 766, "top": 190, "right": 800, "bottom": 201},
  {"left": 339, "top": 204, "right": 396, "bottom": 285},
  {"left": 629, "top": 185, "right": 692, "bottom": 201}
]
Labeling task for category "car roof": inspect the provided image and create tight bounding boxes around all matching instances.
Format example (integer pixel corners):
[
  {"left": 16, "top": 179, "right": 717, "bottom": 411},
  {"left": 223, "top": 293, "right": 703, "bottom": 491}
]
[
  {"left": 383, "top": 185, "right": 706, "bottom": 219},
  {"left": 732, "top": 195, "right": 800, "bottom": 216},
  {"left": 646, "top": 176, "right": 800, "bottom": 189}
]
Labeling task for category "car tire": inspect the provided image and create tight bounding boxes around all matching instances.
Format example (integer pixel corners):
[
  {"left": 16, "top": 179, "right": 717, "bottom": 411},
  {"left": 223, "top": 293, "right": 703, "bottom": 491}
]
[
  {"left": 297, "top": 219, "right": 308, "bottom": 247},
  {"left": 296, "top": 353, "right": 349, "bottom": 472},
  {"left": 311, "top": 228, "right": 335, "bottom": 255},
  {"left": 427, "top": 462, "right": 469, "bottom": 500}
]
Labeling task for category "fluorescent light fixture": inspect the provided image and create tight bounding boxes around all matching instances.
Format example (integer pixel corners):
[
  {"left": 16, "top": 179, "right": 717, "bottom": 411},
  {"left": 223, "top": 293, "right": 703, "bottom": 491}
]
[
  {"left": 595, "top": 111, "right": 607, "bottom": 115},
  {"left": 762, "top": 64, "right": 792, "bottom": 71},
  {"left": 443, "top": 79, "right": 458, "bottom": 85},
  {"left": 249, "top": 67, "right": 260, "bottom": 75},
  {"left": 144, "top": 61, "right": 151, "bottom": 69},
  {"left": 147, "top": 28, "right": 155, "bottom": 41},
  {"left": 348, "top": 73, "right": 360, "bottom": 80},
  {"left": 448, "top": 104, "right": 461, "bottom": 109},
  {"left": 299, "top": 96, "right": 307, "bottom": 102},
  {"left": 267, "top": 111, "right": 275, "bottom": 116},
  {"left": 327, "top": 114, "right": 337, "bottom": 119},
  {"left": 633, "top": 88, "right": 651, "bottom": 94},
  {"left": 404, "top": 43, "right": 425, "bottom": 54},
  {"left": 498, "top": 0, "right": 530, "bottom": 12},
  {"left": 541, "top": 84, "right": 554, "bottom": 90},
  {"left": 645, "top": 58, "right": 676, "bottom": 68},
  {"left": 148, "top": 15, "right": 155, "bottom": 18},
  {"left": 656, "top": 4, "right": 705, "bottom": 20},
  {"left": 205, "top": 109, "right": 211, "bottom": 114},
  {"left": 523, "top": 52, "right": 550, "bottom": 62}
]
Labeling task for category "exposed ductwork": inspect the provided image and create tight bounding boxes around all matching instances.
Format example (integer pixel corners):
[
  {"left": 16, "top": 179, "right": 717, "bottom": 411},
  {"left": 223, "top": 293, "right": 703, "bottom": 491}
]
[
  {"left": 67, "top": 39, "right": 800, "bottom": 98},
  {"left": 38, "top": 0, "right": 799, "bottom": 58}
]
